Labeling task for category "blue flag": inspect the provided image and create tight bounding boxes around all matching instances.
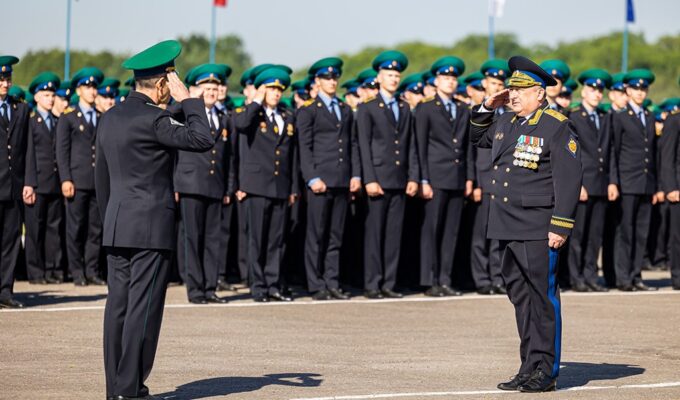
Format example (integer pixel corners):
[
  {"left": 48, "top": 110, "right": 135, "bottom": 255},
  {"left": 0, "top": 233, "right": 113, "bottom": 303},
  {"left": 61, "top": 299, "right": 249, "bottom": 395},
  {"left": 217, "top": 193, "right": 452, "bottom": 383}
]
[{"left": 626, "top": 0, "right": 635, "bottom": 22}]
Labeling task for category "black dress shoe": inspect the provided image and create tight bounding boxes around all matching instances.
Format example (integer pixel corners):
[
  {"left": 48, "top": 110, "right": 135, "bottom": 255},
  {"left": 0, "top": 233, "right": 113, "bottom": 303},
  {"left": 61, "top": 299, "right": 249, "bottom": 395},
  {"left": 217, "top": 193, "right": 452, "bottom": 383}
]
[
  {"left": 586, "top": 282, "right": 608, "bottom": 292},
  {"left": 476, "top": 285, "right": 494, "bottom": 295},
  {"left": 206, "top": 294, "right": 228, "bottom": 304},
  {"left": 252, "top": 295, "right": 269, "bottom": 303},
  {"left": 74, "top": 279, "right": 88, "bottom": 287},
  {"left": 312, "top": 290, "right": 332, "bottom": 300},
  {"left": 0, "top": 298, "right": 25, "bottom": 309},
  {"left": 493, "top": 284, "right": 507, "bottom": 295},
  {"left": 88, "top": 277, "right": 107, "bottom": 286},
  {"left": 572, "top": 282, "right": 591, "bottom": 292},
  {"left": 518, "top": 369, "right": 557, "bottom": 393},
  {"left": 29, "top": 278, "right": 48, "bottom": 285},
  {"left": 217, "top": 280, "right": 237, "bottom": 292},
  {"left": 364, "top": 289, "right": 384, "bottom": 299},
  {"left": 45, "top": 276, "right": 62, "bottom": 284},
  {"left": 618, "top": 284, "right": 635, "bottom": 292},
  {"left": 425, "top": 286, "right": 445, "bottom": 297},
  {"left": 497, "top": 373, "right": 531, "bottom": 391},
  {"left": 633, "top": 281, "right": 657, "bottom": 291},
  {"left": 328, "top": 288, "right": 350, "bottom": 300},
  {"left": 381, "top": 289, "right": 403, "bottom": 298},
  {"left": 189, "top": 298, "right": 207, "bottom": 304},
  {"left": 672, "top": 285, "right": 680, "bottom": 291},
  {"left": 269, "top": 292, "right": 293, "bottom": 302},
  {"left": 440, "top": 285, "right": 463, "bottom": 297}
]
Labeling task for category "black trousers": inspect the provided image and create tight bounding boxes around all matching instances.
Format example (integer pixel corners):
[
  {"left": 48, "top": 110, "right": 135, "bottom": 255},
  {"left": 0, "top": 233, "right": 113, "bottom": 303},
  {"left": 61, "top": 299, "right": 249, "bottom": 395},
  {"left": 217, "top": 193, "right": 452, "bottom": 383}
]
[
  {"left": 0, "top": 200, "right": 21, "bottom": 301},
  {"left": 65, "top": 189, "right": 102, "bottom": 280},
  {"left": 614, "top": 194, "right": 652, "bottom": 286},
  {"left": 236, "top": 199, "right": 249, "bottom": 282},
  {"left": 304, "top": 188, "right": 348, "bottom": 292},
  {"left": 25, "top": 193, "right": 64, "bottom": 281},
  {"left": 364, "top": 190, "right": 405, "bottom": 291},
  {"left": 667, "top": 203, "right": 680, "bottom": 287},
  {"left": 177, "top": 194, "right": 222, "bottom": 301},
  {"left": 500, "top": 239, "right": 562, "bottom": 378},
  {"left": 103, "top": 247, "right": 171, "bottom": 398},
  {"left": 245, "top": 195, "right": 287, "bottom": 297},
  {"left": 420, "top": 188, "right": 464, "bottom": 287},
  {"left": 645, "top": 201, "right": 669, "bottom": 267},
  {"left": 601, "top": 201, "right": 618, "bottom": 287},
  {"left": 470, "top": 194, "right": 502, "bottom": 288},
  {"left": 567, "top": 196, "right": 606, "bottom": 286},
  {"left": 218, "top": 202, "right": 234, "bottom": 282}
]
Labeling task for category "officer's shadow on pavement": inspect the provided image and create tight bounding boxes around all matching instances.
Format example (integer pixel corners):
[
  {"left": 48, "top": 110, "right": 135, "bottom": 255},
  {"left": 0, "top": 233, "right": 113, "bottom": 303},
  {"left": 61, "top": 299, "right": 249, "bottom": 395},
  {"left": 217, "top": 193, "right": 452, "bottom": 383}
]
[
  {"left": 156, "top": 372, "right": 323, "bottom": 399},
  {"left": 558, "top": 361, "right": 645, "bottom": 388},
  {"left": 14, "top": 291, "right": 108, "bottom": 307}
]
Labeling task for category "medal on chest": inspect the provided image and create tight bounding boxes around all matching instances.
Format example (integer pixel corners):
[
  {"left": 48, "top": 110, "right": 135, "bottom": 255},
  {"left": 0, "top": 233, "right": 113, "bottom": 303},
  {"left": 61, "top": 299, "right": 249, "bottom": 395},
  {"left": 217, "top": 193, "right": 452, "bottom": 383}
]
[{"left": 513, "top": 135, "right": 543, "bottom": 170}]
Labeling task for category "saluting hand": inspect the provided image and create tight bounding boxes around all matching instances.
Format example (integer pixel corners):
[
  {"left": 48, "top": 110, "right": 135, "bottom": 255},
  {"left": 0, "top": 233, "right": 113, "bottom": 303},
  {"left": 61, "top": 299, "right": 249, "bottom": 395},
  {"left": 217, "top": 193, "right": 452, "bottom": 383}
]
[
  {"left": 483, "top": 89, "right": 509, "bottom": 110},
  {"left": 548, "top": 232, "right": 567, "bottom": 249},
  {"left": 254, "top": 85, "right": 266, "bottom": 104},
  {"left": 167, "top": 72, "right": 190, "bottom": 103}
]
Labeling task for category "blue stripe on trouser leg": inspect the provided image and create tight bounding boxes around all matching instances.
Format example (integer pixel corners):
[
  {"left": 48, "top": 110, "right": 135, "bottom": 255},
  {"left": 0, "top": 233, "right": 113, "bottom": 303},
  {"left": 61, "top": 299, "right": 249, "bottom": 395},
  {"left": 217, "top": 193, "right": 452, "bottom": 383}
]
[{"left": 548, "top": 248, "right": 562, "bottom": 378}]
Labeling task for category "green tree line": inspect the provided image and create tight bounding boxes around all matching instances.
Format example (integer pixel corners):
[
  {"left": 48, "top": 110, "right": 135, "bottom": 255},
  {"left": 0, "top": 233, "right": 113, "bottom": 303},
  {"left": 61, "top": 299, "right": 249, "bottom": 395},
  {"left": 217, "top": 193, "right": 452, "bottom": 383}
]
[{"left": 7, "top": 31, "right": 680, "bottom": 102}]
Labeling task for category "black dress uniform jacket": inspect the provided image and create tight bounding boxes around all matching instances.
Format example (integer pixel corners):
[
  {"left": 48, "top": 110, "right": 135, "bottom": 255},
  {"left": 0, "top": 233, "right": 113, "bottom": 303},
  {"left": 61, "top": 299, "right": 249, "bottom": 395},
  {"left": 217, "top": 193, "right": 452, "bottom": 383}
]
[
  {"left": 25, "top": 111, "right": 61, "bottom": 194},
  {"left": 56, "top": 104, "right": 99, "bottom": 190},
  {"left": 174, "top": 107, "right": 235, "bottom": 199},
  {"left": 470, "top": 102, "right": 582, "bottom": 240},
  {"left": 0, "top": 98, "right": 29, "bottom": 201},
  {"left": 415, "top": 96, "right": 474, "bottom": 189},
  {"left": 95, "top": 92, "right": 214, "bottom": 250},
  {"left": 567, "top": 105, "right": 614, "bottom": 197},
  {"left": 611, "top": 104, "right": 657, "bottom": 195},
  {"left": 356, "top": 95, "right": 419, "bottom": 188},
  {"left": 660, "top": 111, "right": 680, "bottom": 193},
  {"left": 234, "top": 102, "right": 299, "bottom": 198},
  {"left": 296, "top": 97, "right": 360, "bottom": 188}
]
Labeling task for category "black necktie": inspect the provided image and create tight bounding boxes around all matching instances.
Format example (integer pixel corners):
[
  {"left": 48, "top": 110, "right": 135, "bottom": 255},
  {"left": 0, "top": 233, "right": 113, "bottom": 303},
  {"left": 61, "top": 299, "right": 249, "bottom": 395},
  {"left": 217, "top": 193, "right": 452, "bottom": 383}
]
[
  {"left": 87, "top": 111, "right": 95, "bottom": 129},
  {"left": 0, "top": 103, "right": 9, "bottom": 126},
  {"left": 638, "top": 111, "right": 646, "bottom": 127},
  {"left": 209, "top": 112, "right": 217, "bottom": 131},
  {"left": 589, "top": 113, "right": 599, "bottom": 130},
  {"left": 45, "top": 114, "right": 53, "bottom": 131},
  {"left": 330, "top": 100, "right": 341, "bottom": 121}
]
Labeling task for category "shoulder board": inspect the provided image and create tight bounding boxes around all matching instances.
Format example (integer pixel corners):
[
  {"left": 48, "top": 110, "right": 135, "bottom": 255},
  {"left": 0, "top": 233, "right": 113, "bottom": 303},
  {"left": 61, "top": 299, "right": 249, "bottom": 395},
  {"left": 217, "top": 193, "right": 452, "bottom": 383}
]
[
  {"left": 62, "top": 107, "right": 75, "bottom": 115},
  {"left": 145, "top": 102, "right": 164, "bottom": 109},
  {"left": 30, "top": 111, "right": 36, "bottom": 118},
  {"left": 544, "top": 108, "right": 568, "bottom": 122},
  {"left": 363, "top": 96, "right": 377, "bottom": 104},
  {"left": 302, "top": 99, "right": 315, "bottom": 108},
  {"left": 421, "top": 96, "right": 435, "bottom": 104},
  {"left": 235, "top": 107, "right": 244, "bottom": 114},
  {"left": 672, "top": 109, "right": 680, "bottom": 116}
]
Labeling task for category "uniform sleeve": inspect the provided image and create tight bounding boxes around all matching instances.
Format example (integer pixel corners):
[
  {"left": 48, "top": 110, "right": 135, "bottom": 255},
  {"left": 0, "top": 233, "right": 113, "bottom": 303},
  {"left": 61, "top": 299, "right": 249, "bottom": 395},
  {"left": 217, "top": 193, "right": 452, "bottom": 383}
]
[
  {"left": 407, "top": 111, "right": 420, "bottom": 183},
  {"left": 659, "top": 115, "right": 680, "bottom": 192},
  {"left": 94, "top": 125, "right": 110, "bottom": 223},
  {"left": 349, "top": 111, "right": 361, "bottom": 180},
  {"left": 463, "top": 110, "right": 475, "bottom": 182},
  {"left": 356, "top": 104, "right": 378, "bottom": 184},
  {"left": 224, "top": 114, "right": 238, "bottom": 196},
  {"left": 295, "top": 106, "right": 317, "bottom": 184},
  {"left": 469, "top": 105, "right": 496, "bottom": 149},
  {"left": 291, "top": 114, "right": 300, "bottom": 196},
  {"left": 549, "top": 122, "right": 582, "bottom": 236},
  {"left": 153, "top": 98, "right": 213, "bottom": 152},
  {"left": 55, "top": 115, "right": 73, "bottom": 183},
  {"left": 234, "top": 102, "right": 262, "bottom": 132},
  {"left": 24, "top": 120, "right": 38, "bottom": 188},
  {"left": 414, "top": 104, "right": 430, "bottom": 182},
  {"left": 609, "top": 112, "right": 622, "bottom": 186}
]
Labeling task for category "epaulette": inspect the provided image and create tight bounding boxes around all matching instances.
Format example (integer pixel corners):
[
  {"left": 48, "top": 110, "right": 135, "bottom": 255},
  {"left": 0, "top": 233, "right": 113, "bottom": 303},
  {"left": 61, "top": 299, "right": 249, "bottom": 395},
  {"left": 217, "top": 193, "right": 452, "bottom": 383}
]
[
  {"left": 145, "top": 102, "right": 164, "bottom": 109},
  {"left": 672, "top": 109, "right": 680, "bottom": 116},
  {"left": 544, "top": 108, "right": 568, "bottom": 122},
  {"left": 30, "top": 111, "right": 36, "bottom": 118},
  {"left": 421, "top": 96, "right": 435, "bottom": 104},
  {"left": 363, "top": 96, "right": 377, "bottom": 104},
  {"left": 234, "top": 107, "right": 244, "bottom": 114},
  {"left": 62, "top": 107, "right": 75, "bottom": 115},
  {"left": 302, "top": 99, "right": 315, "bottom": 108}
]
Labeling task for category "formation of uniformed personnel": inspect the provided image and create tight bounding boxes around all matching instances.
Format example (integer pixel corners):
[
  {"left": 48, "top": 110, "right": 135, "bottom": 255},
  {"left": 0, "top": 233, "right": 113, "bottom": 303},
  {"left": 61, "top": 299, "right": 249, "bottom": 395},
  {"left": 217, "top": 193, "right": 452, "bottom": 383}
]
[
  {"left": 357, "top": 50, "right": 419, "bottom": 299},
  {"left": 24, "top": 72, "right": 64, "bottom": 284},
  {"left": 471, "top": 55, "right": 582, "bottom": 392},
  {"left": 56, "top": 66, "right": 105, "bottom": 286},
  {"left": 175, "top": 63, "right": 235, "bottom": 304},
  {"left": 96, "top": 40, "right": 214, "bottom": 399},
  {"left": 566, "top": 69, "right": 614, "bottom": 292},
  {"left": 415, "top": 56, "right": 472, "bottom": 297},
  {"left": 540, "top": 59, "right": 571, "bottom": 114},
  {"left": 611, "top": 69, "right": 659, "bottom": 291},
  {"left": 0, "top": 55, "right": 30, "bottom": 309},
  {"left": 234, "top": 66, "right": 298, "bottom": 302},
  {"left": 660, "top": 80, "right": 680, "bottom": 290},
  {"left": 297, "top": 57, "right": 360, "bottom": 300}
]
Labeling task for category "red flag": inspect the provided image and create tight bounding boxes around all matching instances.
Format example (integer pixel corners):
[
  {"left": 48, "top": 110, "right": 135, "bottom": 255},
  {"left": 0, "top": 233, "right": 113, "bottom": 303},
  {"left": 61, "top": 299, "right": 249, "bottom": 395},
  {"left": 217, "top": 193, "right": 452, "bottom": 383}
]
[{"left": 214, "top": 0, "right": 227, "bottom": 7}]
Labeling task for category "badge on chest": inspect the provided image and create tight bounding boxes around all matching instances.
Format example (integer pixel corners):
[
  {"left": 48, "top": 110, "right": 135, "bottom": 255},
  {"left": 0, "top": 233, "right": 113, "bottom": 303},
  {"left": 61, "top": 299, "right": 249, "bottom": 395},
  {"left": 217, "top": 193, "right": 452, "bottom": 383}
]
[{"left": 513, "top": 135, "right": 543, "bottom": 170}]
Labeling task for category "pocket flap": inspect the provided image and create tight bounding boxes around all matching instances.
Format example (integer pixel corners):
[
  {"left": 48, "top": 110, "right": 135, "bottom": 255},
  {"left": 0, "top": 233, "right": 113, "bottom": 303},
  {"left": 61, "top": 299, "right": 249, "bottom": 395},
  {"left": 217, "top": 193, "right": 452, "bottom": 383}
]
[{"left": 521, "top": 194, "right": 554, "bottom": 207}]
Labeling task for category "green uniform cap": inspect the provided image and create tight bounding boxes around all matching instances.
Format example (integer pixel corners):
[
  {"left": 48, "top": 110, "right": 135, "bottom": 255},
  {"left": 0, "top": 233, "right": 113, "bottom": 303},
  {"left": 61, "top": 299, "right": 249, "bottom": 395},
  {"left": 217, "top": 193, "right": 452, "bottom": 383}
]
[
  {"left": 122, "top": 40, "right": 182, "bottom": 78},
  {"left": 8, "top": 86, "right": 25, "bottom": 101},
  {"left": 539, "top": 59, "right": 571, "bottom": 82},
  {"left": 577, "top": 69, "right": 612, "bottom": 89},
  {"left": 430, "top": 56, "right": 465, "bottom": 77},
  {"left": 398, "top": 73, "right": 424, "bottom": 93},
  {"left": 291, "top": 78, "right": 312, "bottom": 93},
  {"left": 463, "top": 71, "right": 485, "bottom": 88},
  {"left": 659, "top": 97, "right": 680, "bottom": 112},
  {"left": 610, "top": 72, "right": 626, "bottom": 91},
  {"left": 0, "top": 55, "right": 19, "bottom": 76},
  {"left": 357, "top": 68, "right": 378, "bottom": 87},
  {"left": 480, "top": 59, "right": 510, "bottom": 79},
  {"left": 308, "top": 57, "right": 343, "bottom": 78},
  {"left": 117, "top": 88, "right": 130, "bottom": 99},
  {"left": 253, "top": 66, "right": 291, "bottom": 90},
  {"left": 217, "top": 64, "right": 233, "bottom": 80},
  {"left": 71, "top": 67, "right": 104, "bottom": 89},
  {"left": 188, "top": 63, "right": 227, "bottom": 85},
  {"left": 29, "top": 72, "right": 61, "bottom": 94},
  {"left": 372, "top": 50, "right": 408, "bottom": 72},
  {"left": 97, "top": 77, "right": 121, "bottom": 97},
  {"left": 623, "top": 69, "right": 655, "bottom": 88}
]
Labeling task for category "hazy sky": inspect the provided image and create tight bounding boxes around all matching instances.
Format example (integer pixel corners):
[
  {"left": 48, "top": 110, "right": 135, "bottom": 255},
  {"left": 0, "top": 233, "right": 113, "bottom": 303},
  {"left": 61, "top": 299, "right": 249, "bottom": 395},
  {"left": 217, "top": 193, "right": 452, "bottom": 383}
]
[{"left": 3, "top": 0, "right": 679, "bottom": 70}]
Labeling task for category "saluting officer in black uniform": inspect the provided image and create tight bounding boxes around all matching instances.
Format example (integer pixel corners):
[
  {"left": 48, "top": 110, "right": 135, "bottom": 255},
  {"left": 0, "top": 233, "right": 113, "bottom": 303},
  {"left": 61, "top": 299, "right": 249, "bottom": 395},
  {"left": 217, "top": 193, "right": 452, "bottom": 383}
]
[
  {"left": 0, "top": 55, "right": 30, "bottom": 309},
  {"left": 234, "top": 66, "right": 299, "bottom": 303},
  {"left": 357, "top": 50, "right": 419, "bottom": 299},
  {"left": 611, "top": 69, "right": 659, "bottom": 292},
  {"left": 24, "top": 72, "right": 64, "bottom": 284},
  {"left": 96, "top": 40, "right": 213, "bottom": 399},
  {"left": 56, "top": 66, "right": 105, "bottom": 286},
  {"left": 415, "top": 56, "right": 472, "bottom": 297},
  {"left": 470, "top": 56, "right": 581, "bottom": 393},
  {"left": 175, "top": 64, "right": 235, "bottom": 304},
  {"left": 565, "top": 69, "right": 615, "bottom": 292},
  {"left": 297, "top": 57, "right": 360, "bottom": 301}
]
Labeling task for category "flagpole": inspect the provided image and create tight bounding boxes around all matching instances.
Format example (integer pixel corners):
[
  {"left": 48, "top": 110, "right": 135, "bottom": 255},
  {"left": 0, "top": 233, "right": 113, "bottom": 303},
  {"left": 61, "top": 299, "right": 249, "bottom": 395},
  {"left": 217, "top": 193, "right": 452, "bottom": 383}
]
[
  {"left": 65, "top": 0, "right": 72, "bottom": 79},
  {"left": 209, "top": 2, "right": 216, "bottom": 63},
  {"left": 488, "top": 13, "right": 495, "bottom": 59}
]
